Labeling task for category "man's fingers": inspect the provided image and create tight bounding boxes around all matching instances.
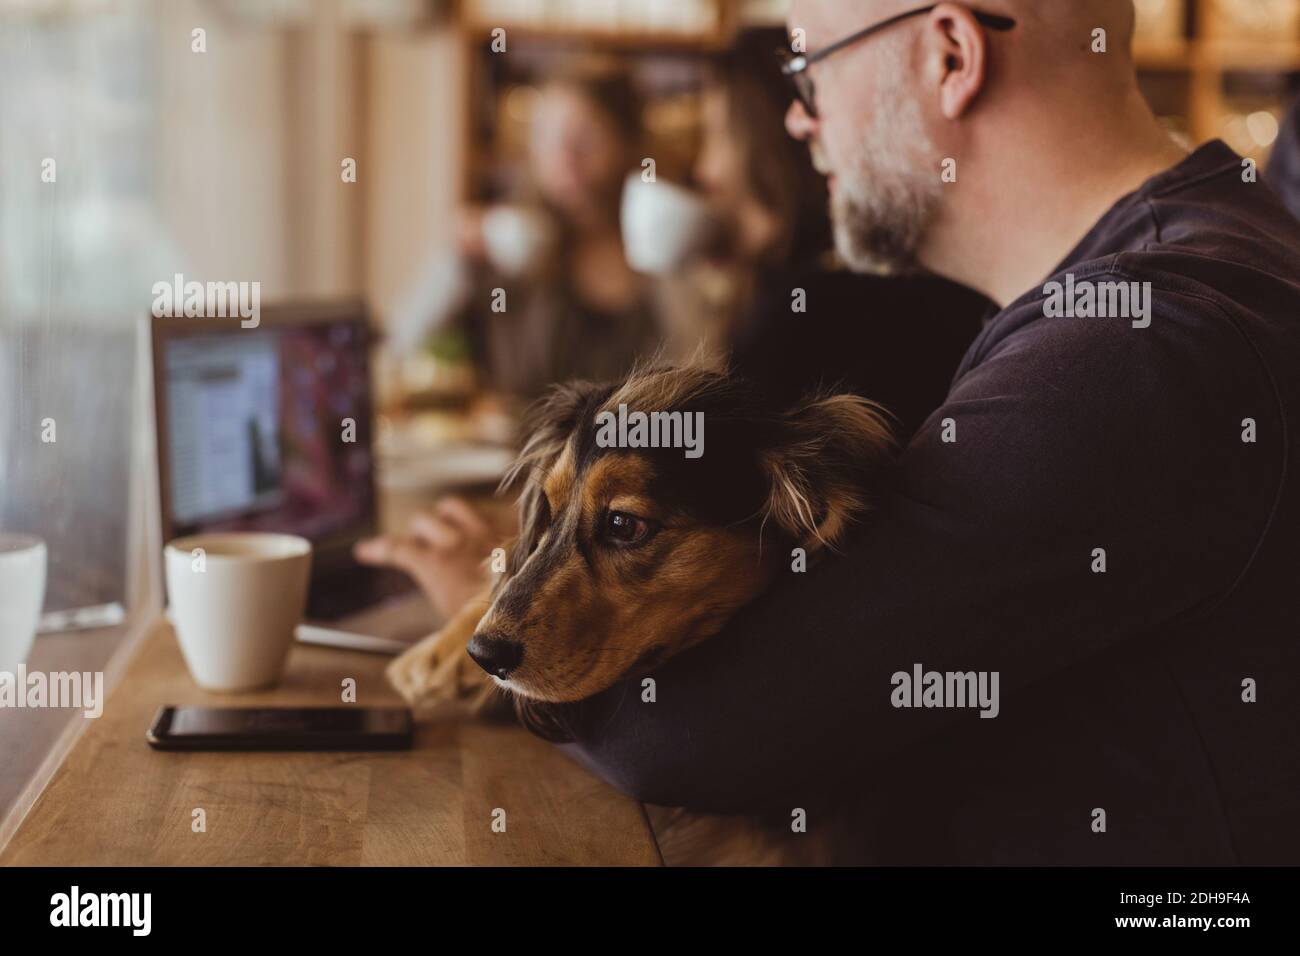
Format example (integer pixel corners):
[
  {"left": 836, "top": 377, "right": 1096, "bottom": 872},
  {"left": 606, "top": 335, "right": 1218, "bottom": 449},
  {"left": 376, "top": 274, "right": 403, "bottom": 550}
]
[
  {"left": 354, "top": 535, "right": 429, "bottom": 573},
  {"left": 387, "top": 537, "right": 434, "bottom": 574},
  {"left": 434, "top": 496, "right": 490, "bottom": 537},
  {"left": 410, "top": 512, "right": 463, "bottom": 550},
  {"left": 353, "top": 536, "right": 393, "bottom": 565}
]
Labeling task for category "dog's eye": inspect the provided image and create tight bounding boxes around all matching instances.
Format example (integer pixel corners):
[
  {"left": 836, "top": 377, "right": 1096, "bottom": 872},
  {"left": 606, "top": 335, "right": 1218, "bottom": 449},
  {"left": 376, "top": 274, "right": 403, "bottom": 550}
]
[{"left": 604, "top": 510, "right": 650, "bottom": 546}]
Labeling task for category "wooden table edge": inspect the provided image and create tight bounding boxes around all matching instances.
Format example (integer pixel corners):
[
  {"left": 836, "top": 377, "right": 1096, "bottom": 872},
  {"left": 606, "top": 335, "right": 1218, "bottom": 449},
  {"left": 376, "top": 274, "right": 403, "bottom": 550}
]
[{"left": 0, "top": 611, "right": 160, "bottom": 859}]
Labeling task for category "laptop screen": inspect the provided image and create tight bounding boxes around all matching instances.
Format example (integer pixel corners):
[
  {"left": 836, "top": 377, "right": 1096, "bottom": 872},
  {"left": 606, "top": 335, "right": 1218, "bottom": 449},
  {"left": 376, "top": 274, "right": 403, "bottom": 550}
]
[{"left": 158, "top": 313, "right": 376, "bottom": 550}]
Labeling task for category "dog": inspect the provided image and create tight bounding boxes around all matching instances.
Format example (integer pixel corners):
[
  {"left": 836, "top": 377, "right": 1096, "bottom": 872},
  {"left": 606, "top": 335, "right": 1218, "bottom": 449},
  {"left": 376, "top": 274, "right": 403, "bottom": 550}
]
[{"left": 386, "top": 362, "right": 895, "bottom": 862}]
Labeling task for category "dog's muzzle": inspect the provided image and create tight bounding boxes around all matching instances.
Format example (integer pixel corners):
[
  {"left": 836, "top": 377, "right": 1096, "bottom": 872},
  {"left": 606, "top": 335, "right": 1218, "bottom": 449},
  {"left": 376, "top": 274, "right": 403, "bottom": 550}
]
[{"left": 467, "top": 632, "right": 524, "bottom": 680}]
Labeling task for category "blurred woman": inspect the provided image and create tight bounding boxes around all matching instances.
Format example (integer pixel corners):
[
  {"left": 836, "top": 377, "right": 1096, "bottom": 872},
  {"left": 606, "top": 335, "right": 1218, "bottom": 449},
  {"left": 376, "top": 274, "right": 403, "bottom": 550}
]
[
  {"left": 695, "top": 28, "right": 992, "bottom": 441},
  {"left": 391, "top": 58, "right": 659, "bottom": 400}
]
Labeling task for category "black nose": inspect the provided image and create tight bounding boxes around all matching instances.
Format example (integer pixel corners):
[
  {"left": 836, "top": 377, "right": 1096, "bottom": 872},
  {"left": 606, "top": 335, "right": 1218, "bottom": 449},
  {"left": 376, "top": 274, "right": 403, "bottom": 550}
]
[{"left": 467, "top": 633, "right": 524, "bottom": 680}]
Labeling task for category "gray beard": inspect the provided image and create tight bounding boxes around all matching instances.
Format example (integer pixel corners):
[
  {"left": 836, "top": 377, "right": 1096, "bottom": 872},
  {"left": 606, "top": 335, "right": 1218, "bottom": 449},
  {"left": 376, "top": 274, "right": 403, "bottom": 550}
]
[
  {"left": 832, "top": 172, "right": 938, "bottom": 276},
  {"left": 830, "top": 68, "right": 941, "bottom": 276}
]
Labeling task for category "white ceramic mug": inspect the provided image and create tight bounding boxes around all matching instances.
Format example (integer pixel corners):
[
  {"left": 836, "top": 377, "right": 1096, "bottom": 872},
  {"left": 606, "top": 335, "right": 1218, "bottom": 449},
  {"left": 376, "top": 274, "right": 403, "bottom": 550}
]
[
  {"left": 164, "top": 533, "right": 311, "bottom": 691},
  {"left": 0, "top": 534, "right": 47, "bottom": 671},
  {"left": 620, "top": 173, "right": 719, "bottom": 276},
  {"left": 481, "top": 205, "right": 556, "bottom": 277}
]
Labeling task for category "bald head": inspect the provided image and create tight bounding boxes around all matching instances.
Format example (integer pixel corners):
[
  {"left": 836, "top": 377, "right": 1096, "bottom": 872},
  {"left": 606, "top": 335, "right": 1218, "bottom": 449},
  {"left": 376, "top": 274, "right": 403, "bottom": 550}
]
[{"left": 829, "top": 0, "right": 1136, "bottom": 46}]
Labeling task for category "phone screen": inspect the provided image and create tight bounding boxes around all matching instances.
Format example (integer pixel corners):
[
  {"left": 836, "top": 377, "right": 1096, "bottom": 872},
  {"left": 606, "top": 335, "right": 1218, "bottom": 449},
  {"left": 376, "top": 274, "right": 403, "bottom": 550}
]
[{"left": 149, "top": 706, "right": 412, "bottom": 751}]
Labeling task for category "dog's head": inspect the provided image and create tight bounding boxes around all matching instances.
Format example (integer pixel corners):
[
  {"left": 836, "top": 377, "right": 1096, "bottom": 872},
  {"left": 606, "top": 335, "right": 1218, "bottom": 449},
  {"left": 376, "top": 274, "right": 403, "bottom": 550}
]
[{"left": 470, "top": 363, "right": 895, "bottom": 706}]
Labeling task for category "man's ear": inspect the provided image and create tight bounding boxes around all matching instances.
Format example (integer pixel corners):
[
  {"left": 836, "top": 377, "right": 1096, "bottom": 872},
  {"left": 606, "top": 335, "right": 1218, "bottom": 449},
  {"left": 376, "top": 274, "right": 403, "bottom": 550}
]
[
  {"left": 928, "top": 3, "right": 990, "bottom": 120},
  {"left": 761, "top": 394, "right": 896, "bottom": 553}
]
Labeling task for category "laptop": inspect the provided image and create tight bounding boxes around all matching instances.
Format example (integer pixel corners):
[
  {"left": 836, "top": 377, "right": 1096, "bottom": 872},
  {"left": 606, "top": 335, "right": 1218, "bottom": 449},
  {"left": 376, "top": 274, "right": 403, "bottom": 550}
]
[{"left": 151, "top": 299, "right": 432, "bottom": 654}]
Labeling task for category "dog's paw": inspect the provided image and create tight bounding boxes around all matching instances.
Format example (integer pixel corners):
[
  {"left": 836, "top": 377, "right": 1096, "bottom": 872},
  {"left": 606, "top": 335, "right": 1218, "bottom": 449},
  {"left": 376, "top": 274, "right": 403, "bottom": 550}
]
[{"left": 386, "top": 630, "right": 486, "bottom": 707}]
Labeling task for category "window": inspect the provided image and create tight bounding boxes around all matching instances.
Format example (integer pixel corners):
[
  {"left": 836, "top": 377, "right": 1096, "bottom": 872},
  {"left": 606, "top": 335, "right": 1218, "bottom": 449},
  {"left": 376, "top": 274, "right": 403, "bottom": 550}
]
[{"left": 0, "top": 1, "right": 158, "bottom": 621}]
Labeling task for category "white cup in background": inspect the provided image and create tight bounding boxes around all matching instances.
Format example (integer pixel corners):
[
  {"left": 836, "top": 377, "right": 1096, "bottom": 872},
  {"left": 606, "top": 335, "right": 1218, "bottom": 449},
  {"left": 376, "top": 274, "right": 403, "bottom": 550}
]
[
  {"left": 620, "top": 173, "right": 719, "bottom": 276},
  {"left": 482, "top": 205, "right": 556, "bottom": 277},
  {"left": 164, "top": 533, "right": 311, "bottom": 692},
  {"left": 0, "top": 534, "right": 47, "bottom": 671}
]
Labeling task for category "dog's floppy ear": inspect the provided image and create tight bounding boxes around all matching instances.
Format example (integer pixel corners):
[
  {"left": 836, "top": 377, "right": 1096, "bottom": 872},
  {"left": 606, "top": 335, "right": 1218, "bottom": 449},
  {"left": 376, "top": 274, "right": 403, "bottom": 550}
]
[
  {"left": 499, "top": 380, "right": 611, "bottom": 573},
  {"left": 761, "top": 393, "right": 896, "bottom": 553}
]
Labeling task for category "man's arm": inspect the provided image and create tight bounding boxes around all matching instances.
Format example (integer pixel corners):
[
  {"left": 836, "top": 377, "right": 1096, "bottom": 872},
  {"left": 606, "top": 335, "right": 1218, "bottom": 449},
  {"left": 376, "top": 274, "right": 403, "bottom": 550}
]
[{"left": 560, "top": 298, "right": 1278, "bottom": 812}]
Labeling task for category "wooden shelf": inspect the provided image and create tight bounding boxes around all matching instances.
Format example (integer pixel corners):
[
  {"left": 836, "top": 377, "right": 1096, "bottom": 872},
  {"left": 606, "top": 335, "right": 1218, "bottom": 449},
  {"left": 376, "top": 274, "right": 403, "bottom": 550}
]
[
  {"left": 452, "top": 0, "right": 1300, "bottom": 193},
  {"left": 1192, "top": 39, "right": 1300, "bottom": 70},
  {"left": 1134, "top": 38, "right": 1194, "bottom": 69},
  {"left": 1137, "top": 38, "right": 1300, "bottom": 70},
  {"left": 462, "top": 23, "right": 731, "bottom": 51},
  {"left": 1134, "top": 23, "right": 1300, "bottom": 145},
  {"left": 458, "top": 0, "right": 738, "bottom": 51}
]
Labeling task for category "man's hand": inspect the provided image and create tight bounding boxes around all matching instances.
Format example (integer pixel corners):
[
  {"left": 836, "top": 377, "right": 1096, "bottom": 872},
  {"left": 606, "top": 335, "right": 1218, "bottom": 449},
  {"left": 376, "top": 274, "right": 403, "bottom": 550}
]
[{"left": 354, "top": 497, "right": 498, "bottom": 618}]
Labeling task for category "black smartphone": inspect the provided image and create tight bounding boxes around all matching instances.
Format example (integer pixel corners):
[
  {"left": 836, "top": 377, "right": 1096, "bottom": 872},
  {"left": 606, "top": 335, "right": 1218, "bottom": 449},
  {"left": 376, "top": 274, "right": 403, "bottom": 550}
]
[{"left": 146, "top": 706, "right": 413, "bottom": 751}]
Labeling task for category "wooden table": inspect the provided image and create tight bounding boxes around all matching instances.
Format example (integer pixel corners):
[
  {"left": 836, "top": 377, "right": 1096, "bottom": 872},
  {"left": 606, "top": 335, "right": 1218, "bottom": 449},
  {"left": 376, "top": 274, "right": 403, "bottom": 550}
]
[{"left": 0, "top": 616, "right": 662, "bottom": 866}]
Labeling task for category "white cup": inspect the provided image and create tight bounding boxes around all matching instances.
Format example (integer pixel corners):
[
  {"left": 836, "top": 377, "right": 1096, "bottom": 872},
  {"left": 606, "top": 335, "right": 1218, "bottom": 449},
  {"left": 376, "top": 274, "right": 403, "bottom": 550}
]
[
  {"left": 620, "top": 173, "right": 719, "bottom": 276},
  {"left": 0, "top": 534, "right": 47, "bottom": 671},
  {"left": 164, "top": 533, "right": 312, "bottom": 692},
  {"left": 481, "top": 205, "right": 555, "bottom": 277}
]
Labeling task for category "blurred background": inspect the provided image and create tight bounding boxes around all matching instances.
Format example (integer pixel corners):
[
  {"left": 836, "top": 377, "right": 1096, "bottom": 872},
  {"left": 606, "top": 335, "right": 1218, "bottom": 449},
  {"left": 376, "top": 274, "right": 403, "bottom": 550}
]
[{"left": 2, "top": 0, "right": 1300, "bottom": 645}]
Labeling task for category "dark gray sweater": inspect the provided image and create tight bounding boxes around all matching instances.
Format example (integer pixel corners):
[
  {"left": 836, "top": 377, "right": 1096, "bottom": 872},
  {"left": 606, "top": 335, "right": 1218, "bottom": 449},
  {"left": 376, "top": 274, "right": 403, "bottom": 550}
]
[{"left": 561, "top": 141, "right": 1300, "bottom": 864}]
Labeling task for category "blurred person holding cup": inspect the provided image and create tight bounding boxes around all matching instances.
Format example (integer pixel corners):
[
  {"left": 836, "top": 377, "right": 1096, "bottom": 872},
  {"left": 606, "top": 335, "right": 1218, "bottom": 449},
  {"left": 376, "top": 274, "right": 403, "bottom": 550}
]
[{"left": 389, "top": 58, "right": 661, "bottom": 401}]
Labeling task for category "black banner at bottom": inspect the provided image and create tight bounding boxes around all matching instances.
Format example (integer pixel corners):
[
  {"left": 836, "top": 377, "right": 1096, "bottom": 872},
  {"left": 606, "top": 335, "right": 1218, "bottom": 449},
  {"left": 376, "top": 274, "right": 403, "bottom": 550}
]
[{"left": 0, "top": 866, "right": 1286, "bottom": 941}]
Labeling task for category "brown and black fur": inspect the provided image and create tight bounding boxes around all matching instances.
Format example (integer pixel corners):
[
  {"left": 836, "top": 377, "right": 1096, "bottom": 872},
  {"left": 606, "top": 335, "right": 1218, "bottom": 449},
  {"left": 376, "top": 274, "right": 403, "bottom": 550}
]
[{"left": 385, "top": 362, "right": 895, "bottom": 861}]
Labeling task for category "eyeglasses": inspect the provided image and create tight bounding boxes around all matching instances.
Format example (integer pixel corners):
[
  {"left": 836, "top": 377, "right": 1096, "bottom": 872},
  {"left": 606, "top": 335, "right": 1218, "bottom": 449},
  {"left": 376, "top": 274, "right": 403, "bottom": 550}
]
[{"left": 778, "top": 4, "right": 1016, "bottom": 119}]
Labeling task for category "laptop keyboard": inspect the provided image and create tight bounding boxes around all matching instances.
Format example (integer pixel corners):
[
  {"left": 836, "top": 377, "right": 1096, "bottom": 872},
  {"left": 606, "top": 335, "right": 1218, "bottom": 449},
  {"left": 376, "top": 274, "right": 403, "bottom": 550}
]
[{"left": 306, "top": 561, "right": 414, "bottom": 622}]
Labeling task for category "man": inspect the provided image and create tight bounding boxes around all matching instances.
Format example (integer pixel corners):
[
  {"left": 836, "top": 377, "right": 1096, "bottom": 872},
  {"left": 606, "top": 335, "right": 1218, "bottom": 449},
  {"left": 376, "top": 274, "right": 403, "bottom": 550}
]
[{"left": 552, "top": 0, "right": 1300, "bottom": 864}]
